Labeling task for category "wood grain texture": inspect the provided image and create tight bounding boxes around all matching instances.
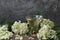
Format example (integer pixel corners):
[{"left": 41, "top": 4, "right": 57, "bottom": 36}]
[{"left": 0, "top": 0, "right": 59, "bottom": 26}]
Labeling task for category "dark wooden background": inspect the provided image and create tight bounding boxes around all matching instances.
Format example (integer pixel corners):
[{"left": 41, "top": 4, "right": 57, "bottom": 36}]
[{"left": 0, "top": 0, "right": 59, "bottom": 26}]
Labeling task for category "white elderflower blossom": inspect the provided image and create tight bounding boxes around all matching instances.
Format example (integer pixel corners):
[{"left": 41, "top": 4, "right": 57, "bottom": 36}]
[
  {"left": 15, "top": 35, "right": 23, "bottom": 40},
  {"left": 37, "top": 24, "right": 59, "bottom": 40},
  {"left": 0, "top": 24, "right": 8, "bottom": 31},
  {"left": 19, "top": 23, "right": 28, "bottom": 35},
  {"left": 20, "top": 36, "right": 23, "bottom": 40},
  {"left": 0, "top": 25, "right": 13, "bottom": 39},
  {"left": 15, "top": 35, "right": 20, "bottom": 40},
  {"left": 0, "top": 31, "right": 13, "bottom": 39},
  {"left": 12, "top": 21, "right": 21, "bottom": 34},
  {"left": 41, "top": 19, "right": 54, "bottom": 28},
  {"left": 12, "top": 21, "right": 29, "bottom": 35}
]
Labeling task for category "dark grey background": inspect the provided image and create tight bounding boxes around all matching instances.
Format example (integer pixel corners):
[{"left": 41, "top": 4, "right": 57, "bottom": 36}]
[{"left": 0, "top": 0, "right": 59, "bottom": 26}]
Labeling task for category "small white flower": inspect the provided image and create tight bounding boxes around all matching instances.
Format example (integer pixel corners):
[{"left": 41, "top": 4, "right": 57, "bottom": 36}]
[
  {"left": 20, "top": 36, "right": 23, "bottom": 40},
  {"left": 15, "top": 35, "right": 20, "bottom": 40}
]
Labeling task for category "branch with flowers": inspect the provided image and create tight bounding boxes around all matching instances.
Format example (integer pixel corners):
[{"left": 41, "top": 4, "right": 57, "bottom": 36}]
[{"left": 0, "top": 15, "right": 59, "bottom": 40}]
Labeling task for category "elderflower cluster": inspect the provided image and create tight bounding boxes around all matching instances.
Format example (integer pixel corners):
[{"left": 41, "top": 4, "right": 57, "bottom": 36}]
[
  {"left": 0, "top": 25, "right": 8, "bottom": 31},
  {"left": 15, "top": 35, "right": 23, "bottom": 40},
  {"left": 37, "top": 19, "right": 59, "bottom": 40},
  {"left": 41, "top": 19, "right": 54, "bottom": 28},
  {"left": 12, "top": 21, "right": 29, "bottom": 35},
  {"left": 0, "top": 25, "right": 13, "bottom": 39},
  {"left": 37, "top": 25, "right": 58, "bottom": 40}
]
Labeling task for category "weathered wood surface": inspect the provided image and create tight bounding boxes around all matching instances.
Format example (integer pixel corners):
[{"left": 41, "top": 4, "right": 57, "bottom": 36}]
[{"left": 0, "top": 0, "right": 60, "bottom": 26}]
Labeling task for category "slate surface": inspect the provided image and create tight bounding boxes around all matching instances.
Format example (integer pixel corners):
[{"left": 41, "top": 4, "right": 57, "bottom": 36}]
[{"left": 0, "top": 0, "right": 60, "bottom": 25}]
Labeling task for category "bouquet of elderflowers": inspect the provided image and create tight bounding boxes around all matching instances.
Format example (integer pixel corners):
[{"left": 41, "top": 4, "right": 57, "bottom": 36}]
[
  {"left": 0, "top": 24, "right": 13, "bottom": 40},
  {"left": 12, "top": 21, "right": 29, "bottom": 35},
  {"left": 37, "top": 19, "right": 59, "bottom": 40}
]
